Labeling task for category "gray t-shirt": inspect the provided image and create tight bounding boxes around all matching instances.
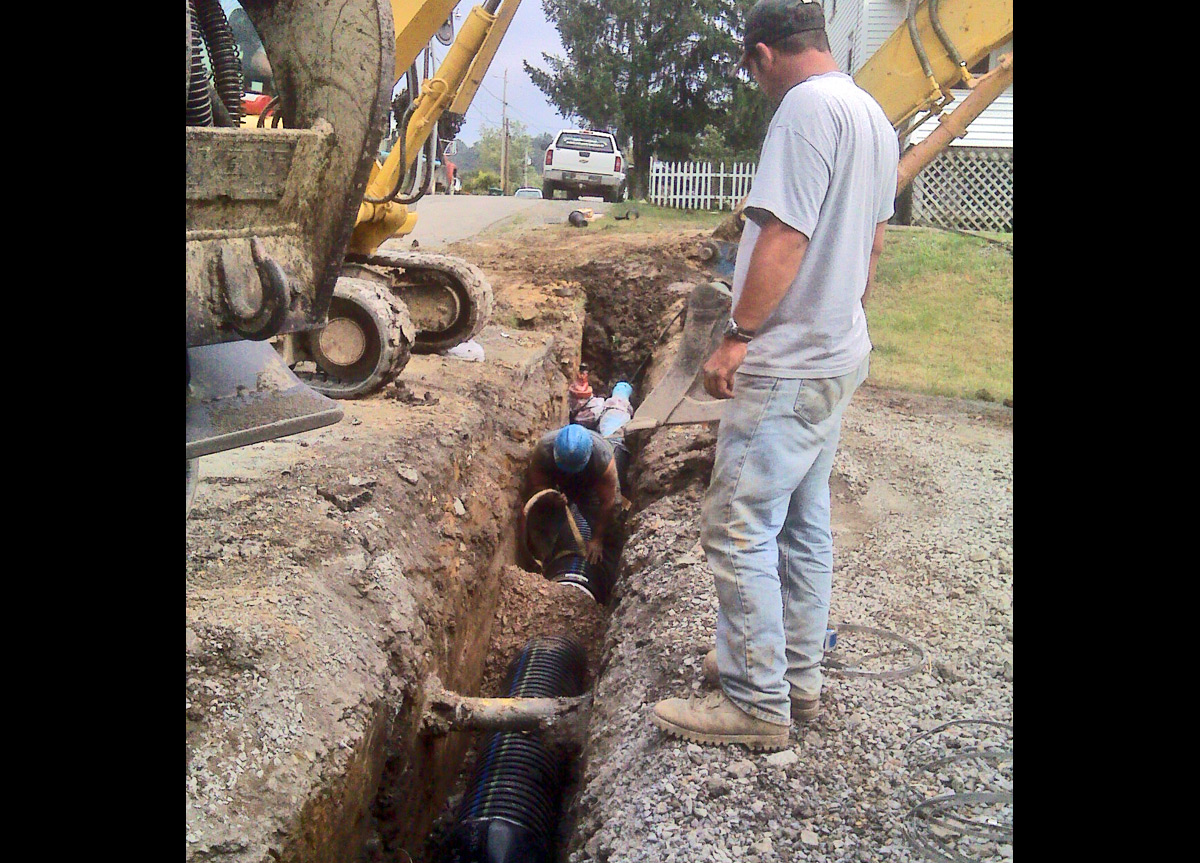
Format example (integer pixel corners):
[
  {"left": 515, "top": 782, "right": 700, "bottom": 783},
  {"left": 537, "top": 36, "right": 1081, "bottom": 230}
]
[{"left": 733, "top": 70, "right": 899, "bottom": 378}]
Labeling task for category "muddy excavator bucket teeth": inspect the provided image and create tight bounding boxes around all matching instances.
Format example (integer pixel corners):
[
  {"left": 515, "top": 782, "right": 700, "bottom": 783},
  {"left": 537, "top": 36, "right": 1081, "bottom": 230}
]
[{"left": 626, "top": 281, "right": 733, "bottom": 433}]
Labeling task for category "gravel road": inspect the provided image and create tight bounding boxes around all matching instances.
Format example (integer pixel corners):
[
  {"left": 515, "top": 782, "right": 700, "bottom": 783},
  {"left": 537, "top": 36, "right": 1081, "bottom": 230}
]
[{"left": 564, "top": 386, "right": 1013, "bottom": 862}]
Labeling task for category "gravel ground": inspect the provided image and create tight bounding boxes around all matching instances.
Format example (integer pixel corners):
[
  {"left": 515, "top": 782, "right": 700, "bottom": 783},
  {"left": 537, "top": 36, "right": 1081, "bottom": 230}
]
[{"left": 564, "top": 386, "right": 1012, "bottom": 862}]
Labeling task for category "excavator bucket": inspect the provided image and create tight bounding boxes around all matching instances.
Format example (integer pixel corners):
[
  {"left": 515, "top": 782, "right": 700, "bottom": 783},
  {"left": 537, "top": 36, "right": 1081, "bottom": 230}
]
[{"left": 626, "top": 282, "right": 733, "bottom": 433}]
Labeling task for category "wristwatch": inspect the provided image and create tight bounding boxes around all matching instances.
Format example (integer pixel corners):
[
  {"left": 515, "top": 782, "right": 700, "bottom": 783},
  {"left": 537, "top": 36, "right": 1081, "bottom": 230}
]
[{"left": 724, "top": 317, "right": 756, "bottom": 343}]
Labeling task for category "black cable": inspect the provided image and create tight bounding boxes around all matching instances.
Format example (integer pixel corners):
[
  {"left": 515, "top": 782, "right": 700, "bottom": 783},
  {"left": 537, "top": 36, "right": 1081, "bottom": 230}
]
[
  {"left": 256, "top": 95, "right": 281, "bottom": 128},
  {"left": 194, "top": 0, "right": 243, "bottom": 125},
  {"left": 363, "top": 65, "right": 421, "bottom": 204}
]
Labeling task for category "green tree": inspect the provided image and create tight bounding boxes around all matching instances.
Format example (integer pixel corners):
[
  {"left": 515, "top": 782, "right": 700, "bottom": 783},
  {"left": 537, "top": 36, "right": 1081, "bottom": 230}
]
[
  {"left": 464, "top": 170, "right": 501, "bottom": 194},
  {"left": 471, "top": 120, "right": 541, "bottom": 192},
  {"left": 525, "top": 0, "right": 771, "bottom": 197},
  {"left": 692, "top": 118, "right": 767, "bottom": 164}
]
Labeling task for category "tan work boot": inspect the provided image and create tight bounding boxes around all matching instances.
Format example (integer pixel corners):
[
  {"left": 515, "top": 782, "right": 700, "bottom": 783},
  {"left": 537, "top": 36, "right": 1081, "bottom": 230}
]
[
  {"left": 701, "top": 649, "right": 821, "bottom": 722},
  {"left": 651, "top": 690, "right": 790, "bottom": 750}
]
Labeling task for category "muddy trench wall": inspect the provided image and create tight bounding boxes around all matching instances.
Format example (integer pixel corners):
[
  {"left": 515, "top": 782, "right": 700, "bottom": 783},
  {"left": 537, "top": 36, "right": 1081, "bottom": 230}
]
[{"left": 186, "top": 326, "right": 579, "bottom": 863}]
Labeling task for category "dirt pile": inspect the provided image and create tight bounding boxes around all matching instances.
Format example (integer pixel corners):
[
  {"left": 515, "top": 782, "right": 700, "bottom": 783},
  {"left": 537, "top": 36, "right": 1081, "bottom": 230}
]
[{"left": 479, "top": 564, "right": 607, "bottom": 697}]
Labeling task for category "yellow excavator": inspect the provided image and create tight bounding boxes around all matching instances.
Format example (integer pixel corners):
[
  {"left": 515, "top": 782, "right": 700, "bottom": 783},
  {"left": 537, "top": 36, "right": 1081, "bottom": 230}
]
[
  {"left": 630, "top": 0, "right": 1013, "bottom": 433},
  {"left": 186, "top": 0, "right": 524, "bottom": 511}
]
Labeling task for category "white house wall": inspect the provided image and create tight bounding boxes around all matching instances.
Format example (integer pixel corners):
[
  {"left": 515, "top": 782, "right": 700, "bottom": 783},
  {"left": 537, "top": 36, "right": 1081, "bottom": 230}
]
[
  {"left": 861, "top": 0, "right": 910, "bottom": 61},
  {"left": 908, "top": 88, "right": 1012, "bottom": 148},
  {"left": 825, "top": 0, "right": 865, "bottom": 74}
]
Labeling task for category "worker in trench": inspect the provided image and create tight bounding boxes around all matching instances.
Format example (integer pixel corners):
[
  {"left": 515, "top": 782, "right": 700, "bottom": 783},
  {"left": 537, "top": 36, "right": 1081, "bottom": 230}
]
[{"left": 521, "top": 424, "right": 620, "bottom": 570}]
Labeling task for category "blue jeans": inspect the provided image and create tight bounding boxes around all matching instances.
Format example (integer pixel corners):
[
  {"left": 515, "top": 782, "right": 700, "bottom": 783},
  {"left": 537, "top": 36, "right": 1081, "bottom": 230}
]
[{"left": 700, "top": 356, "right": 869, "bottom": 724}]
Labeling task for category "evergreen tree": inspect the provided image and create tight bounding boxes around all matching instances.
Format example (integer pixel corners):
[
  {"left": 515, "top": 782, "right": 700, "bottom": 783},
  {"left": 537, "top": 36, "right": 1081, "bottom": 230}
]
[{"left": 525, "top": 0, "right": 771, "bottom": 197}]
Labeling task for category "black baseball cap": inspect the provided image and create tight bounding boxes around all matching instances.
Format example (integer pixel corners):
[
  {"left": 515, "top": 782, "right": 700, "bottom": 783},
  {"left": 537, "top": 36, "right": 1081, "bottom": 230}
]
[{"left": 739, "top": 0, "right": 826, "bottom": 67}]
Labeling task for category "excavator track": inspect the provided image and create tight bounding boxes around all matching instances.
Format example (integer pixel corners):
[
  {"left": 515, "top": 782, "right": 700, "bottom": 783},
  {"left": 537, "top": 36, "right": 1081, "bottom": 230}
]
[
  {"left": 345, "top": 250, "right": 493, "bottom": 354},
  {"left": 297, "top": 277, "right": 415, "bottom": 399}
]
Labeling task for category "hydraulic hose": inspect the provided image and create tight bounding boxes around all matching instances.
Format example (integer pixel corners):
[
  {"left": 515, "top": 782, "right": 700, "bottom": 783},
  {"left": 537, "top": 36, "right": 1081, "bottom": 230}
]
[
  {"left": 394, "top": 129, "right": 434, "bottom": 206},
  {"left": 193, "top": 0, "right": 244, "bottom": 125},
  {"left": 444, "top": 636, "right": 587, "bottom": 863},
  {"left": 928, "top": 0, "right": 974, "bottom": 87},
  {"left": 363, "top": 64, "right": 421, "bottom": 205},
  {"left": 906, "top": 0, "right": 937, "bottom": 83},
  {"left": 186, "top": 1, "right": 213, "bottom": 126}
]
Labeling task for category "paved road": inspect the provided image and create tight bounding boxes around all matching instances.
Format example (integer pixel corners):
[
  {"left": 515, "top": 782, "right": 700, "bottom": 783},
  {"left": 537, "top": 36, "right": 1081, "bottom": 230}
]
[{"left": 395, "top": 194, "right": 614, "bottom": 249}]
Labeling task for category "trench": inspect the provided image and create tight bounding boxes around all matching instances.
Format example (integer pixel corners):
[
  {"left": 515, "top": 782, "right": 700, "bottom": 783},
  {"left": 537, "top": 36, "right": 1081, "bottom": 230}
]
[{"left": 353, "top": 263, "right": 692, "bottom": 863}]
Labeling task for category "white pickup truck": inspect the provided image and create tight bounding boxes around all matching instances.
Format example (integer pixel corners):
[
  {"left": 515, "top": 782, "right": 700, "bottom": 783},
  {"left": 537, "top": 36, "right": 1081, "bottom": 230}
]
[{"left": 542, "top": 130, "right": 627, "bottom": 203}]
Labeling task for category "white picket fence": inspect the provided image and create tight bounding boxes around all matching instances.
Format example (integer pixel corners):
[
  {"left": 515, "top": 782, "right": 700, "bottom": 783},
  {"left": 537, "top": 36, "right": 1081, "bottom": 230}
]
[{"left": 648, "top": 160, "right": 757, "bottom": 210}]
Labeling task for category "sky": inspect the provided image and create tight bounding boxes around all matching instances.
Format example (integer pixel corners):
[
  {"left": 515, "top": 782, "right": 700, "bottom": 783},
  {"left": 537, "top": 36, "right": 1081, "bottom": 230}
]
[{"left": 439, "top": 1, "right": 572, "bottom": 145}]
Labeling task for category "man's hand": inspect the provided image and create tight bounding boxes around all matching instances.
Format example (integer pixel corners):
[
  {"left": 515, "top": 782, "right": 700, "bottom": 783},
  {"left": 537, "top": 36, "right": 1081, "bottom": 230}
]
[
  {"left": 548, "top": 490, "right": 568, "bottom": 507},
  {"left": 585, "top": 536, "right": 604, "bottom": 564},
  {"left": 703, "top": 338, "right": 748, "bottom": 399}
]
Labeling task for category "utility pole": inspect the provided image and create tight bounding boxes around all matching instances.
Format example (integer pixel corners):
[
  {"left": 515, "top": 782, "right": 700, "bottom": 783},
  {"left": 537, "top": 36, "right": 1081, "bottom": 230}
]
[{"left": 501, "top": 69, "right": 509, "bottom": 195}]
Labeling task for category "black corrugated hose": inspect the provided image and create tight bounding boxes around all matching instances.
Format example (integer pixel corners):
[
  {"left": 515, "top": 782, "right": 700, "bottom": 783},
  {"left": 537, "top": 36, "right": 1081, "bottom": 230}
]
[
  {"left": 443, "top": 636, "right": 588, "bottom": 863},
  {"left": 193, "top": 0, "right": 243, "bottom": 126},
  {"left": 543, "top": 503, "right": 617, "bottom": 605},
  {"left": 186, "top": 0, "right": 213, "bottom": 126}
]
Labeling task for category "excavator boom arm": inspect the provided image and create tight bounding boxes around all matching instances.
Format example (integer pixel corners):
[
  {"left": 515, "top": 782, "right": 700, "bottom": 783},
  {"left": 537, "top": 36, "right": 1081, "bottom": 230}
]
[
  {"left": 352, "top": 0, "right": 523, "bottom": 253},
  {"left": 854, "top": 0, "right": 1013, "bottom": 130}
]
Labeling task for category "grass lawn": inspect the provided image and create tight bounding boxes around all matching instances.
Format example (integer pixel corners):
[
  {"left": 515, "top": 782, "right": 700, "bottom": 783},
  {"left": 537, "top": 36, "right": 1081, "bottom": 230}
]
[
  {"left": 586, "top": 202, "right": 728, "bottom": 234},
  {"left": 592, "top": 215, "right": 1012, "bottom": 403},
  {"left": 867, "top": 226, "right": 1012, "bottom": 403}
]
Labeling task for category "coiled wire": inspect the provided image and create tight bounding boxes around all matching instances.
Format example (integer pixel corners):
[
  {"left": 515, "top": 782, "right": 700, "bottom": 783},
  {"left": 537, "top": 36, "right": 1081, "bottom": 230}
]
[
  {"left": 193, "top": 0, "right": 243, "bottom": 125},
  {"left": 186, "top": 0, "right": 213, "bottom": 126}
]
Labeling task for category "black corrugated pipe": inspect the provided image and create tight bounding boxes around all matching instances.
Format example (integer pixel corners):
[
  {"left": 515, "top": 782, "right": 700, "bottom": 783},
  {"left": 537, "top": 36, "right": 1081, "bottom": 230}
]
[
  {"left": 186, "top": 1, "right": 213, "bottom": 126},
  {"left": 194, "top": 0, "right": 244, "bottom": 126},
  {"left": 543, "top": 503, "right": 617, "bottom": 605},
  {"left": 443, "top": 636, "right": 588, "bottom": 863},
  {"left": 523, "top": 492, "right": 619, "bottom": 605}
]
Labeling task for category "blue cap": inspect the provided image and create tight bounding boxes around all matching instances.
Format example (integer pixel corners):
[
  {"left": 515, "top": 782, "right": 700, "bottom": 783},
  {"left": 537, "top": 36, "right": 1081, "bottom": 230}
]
[
  {"left": 612, "top": 382, "right": 633, "bottom": 400},
  {"left": 554, "top": 424, "right": 593, "bottom": 474}
]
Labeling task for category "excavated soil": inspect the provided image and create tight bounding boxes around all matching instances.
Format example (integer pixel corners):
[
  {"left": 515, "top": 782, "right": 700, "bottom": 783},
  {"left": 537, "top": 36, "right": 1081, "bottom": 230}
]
[
  {"left": 478, "top": 565, "right": 607, "bottom": 699},
  {"left": 185, "top": 224, "right": 718, "bottom": 863},
  {"left": 187, "top": 218, "right": 1013, "bottom": 863},
  {"left": 460, "top": 228, "right": 715, "bottom": 397}
]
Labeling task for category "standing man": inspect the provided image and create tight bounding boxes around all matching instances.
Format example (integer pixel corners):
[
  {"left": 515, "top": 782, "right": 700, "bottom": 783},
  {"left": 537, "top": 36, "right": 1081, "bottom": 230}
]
[{"left": 652, "top": 0, "right": 898, "bottom": 750}]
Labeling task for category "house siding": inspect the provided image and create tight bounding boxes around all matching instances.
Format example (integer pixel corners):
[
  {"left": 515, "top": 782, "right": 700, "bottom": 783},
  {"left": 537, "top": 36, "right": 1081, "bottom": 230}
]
[
  {"left": 825, "top": 0, "right": 864, "bottom": 75},
  {"left": 861, "top": 0, "right": 910, "bottom": 62},
  {"left": 908, "top": 89, "right": 1013, "bottom": 148}
]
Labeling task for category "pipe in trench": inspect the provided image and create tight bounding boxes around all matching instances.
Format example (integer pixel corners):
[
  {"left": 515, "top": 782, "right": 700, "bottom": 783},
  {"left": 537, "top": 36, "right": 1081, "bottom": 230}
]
[
  {"left": 443, "top": 413, "right": 633, "bottom": 858},
  {"left": 544, "top": 502, "right": 617, "bottom": 604},
  {"left": 442, "top": 635, "right": 588, "bottom": 863}
]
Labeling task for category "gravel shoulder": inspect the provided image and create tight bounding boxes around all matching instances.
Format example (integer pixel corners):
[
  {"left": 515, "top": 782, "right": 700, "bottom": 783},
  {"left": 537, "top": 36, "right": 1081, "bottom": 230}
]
[{"left": 566, "top": 387, "right": 1013, "bottom": 862}]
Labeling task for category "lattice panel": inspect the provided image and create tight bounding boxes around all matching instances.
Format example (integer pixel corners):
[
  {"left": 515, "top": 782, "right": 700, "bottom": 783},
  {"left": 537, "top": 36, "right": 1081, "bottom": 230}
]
[{"left": 912, "top": 148, "right": 1013, "bottom": 233}]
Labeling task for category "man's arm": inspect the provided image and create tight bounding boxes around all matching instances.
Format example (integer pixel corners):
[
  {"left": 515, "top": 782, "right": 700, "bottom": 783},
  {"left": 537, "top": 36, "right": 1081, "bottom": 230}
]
[
  {"left": 862, "top": 221, "right": 888, "bottom": 308},
  {"left": 526, "top": 460, "right": 552, "bottom": 496},
  {"left": 703, "top": 211, "right": 809, "bottom": 399},
  {"left": 584, "top": 460, "right": 619, "bottom": 564}
]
